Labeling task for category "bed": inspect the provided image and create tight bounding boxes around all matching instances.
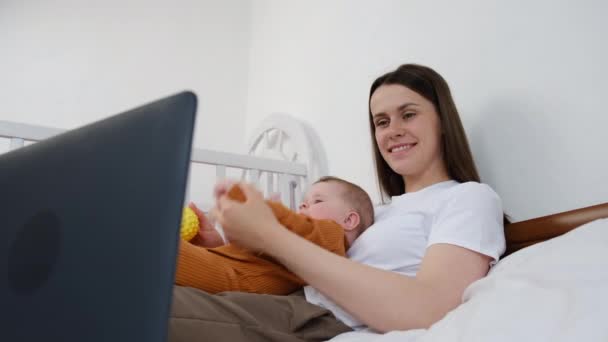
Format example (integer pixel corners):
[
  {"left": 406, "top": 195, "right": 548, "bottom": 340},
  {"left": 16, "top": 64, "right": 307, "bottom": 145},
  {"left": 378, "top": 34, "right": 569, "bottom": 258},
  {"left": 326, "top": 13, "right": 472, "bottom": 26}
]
[{"left": 2, "top": 115, "right": 607, "bottom": 341}]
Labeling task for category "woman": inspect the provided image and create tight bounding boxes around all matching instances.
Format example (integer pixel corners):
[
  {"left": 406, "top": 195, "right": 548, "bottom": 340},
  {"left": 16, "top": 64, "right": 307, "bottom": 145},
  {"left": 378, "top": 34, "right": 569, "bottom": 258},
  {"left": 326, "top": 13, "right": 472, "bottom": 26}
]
[{"left": 169, "top": 64, "right": 505, "bottom": 341}]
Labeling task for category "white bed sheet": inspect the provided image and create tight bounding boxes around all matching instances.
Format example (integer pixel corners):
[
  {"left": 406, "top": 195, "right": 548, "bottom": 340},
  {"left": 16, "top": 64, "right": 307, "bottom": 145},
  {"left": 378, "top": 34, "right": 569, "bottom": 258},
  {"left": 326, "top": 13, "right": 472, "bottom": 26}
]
[{"left": 330, "top": 218, "right": 608, "bottom": 342}]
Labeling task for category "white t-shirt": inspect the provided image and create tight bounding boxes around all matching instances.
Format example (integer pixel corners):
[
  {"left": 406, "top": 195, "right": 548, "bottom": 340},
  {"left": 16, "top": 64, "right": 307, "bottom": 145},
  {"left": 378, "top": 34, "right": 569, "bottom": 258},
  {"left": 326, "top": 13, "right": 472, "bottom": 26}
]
[{"left": 303, "top": 180, "right": 506, "bottom": 329}]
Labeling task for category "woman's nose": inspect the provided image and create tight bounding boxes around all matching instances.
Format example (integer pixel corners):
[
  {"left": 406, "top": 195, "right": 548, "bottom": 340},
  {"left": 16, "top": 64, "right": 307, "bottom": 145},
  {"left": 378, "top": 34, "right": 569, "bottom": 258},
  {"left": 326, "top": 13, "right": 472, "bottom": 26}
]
[
  {"left": 388, "top": 121, "right": 405, "bottom": 139},
  {"left": 299, "top": 202, "right": 309, "bottom": 211}
]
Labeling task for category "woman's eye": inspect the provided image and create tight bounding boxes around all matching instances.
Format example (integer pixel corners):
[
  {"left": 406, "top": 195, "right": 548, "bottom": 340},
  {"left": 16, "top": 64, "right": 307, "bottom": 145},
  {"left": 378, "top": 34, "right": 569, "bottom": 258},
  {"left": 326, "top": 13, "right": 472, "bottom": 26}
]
[
  {"left": 313, "top": 199, "right": 323, "bottom": 204},
  {"left": 375, "top": 119, "right": 388, "bottom": 127},
  {"left": 403, "top": 112, "right": 416, "bottom": 119}
]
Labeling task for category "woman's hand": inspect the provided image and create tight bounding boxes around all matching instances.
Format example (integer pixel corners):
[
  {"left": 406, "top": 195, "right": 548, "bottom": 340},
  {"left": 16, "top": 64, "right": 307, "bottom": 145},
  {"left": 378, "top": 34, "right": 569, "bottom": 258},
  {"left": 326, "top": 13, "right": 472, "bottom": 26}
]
[
  {"left": 213, "top": 179, "right": 237, "bottom": 201},
  {"left": 213, "top": 182, "right": 284, "bottom": 251},
  {"left": 214, "top": 178, "right": 281, "bottom": 202}
]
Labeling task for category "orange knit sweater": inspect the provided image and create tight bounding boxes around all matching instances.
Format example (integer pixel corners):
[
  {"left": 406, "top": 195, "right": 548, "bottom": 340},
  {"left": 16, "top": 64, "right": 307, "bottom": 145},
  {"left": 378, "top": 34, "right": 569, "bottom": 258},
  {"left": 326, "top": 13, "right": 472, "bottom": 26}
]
[{"left": 174, "top": 186, "right": 347, "bottom": 295}]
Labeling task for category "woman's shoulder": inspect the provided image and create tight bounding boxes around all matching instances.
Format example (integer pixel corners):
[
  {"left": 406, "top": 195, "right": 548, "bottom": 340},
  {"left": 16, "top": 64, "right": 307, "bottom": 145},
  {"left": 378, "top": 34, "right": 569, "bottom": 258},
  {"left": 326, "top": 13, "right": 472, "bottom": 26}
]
[{"left": 432, "top": 181, "right": 503, "bottom": 216}]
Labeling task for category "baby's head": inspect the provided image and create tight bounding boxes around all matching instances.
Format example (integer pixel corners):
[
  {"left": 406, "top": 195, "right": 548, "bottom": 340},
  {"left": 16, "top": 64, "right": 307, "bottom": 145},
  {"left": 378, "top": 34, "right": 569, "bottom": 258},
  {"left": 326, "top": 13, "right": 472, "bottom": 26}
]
[{"left": 298, "top": 176, "right": 374, "bottom": 245}]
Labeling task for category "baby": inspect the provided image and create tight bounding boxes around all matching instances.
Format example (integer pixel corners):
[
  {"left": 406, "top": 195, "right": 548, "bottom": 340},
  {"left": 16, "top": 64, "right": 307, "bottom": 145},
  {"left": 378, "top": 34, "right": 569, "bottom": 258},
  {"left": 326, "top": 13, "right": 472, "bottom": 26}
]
[{"left": 174, "top": 176, "right": 374, "bottom": 295}]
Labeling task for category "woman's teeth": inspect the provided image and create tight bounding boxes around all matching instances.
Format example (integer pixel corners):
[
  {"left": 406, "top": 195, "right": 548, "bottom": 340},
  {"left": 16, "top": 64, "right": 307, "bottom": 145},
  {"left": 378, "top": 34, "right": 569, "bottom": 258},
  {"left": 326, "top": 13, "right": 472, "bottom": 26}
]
[{"left": 391, "top": 144, "right": 413, "bottom": 153}]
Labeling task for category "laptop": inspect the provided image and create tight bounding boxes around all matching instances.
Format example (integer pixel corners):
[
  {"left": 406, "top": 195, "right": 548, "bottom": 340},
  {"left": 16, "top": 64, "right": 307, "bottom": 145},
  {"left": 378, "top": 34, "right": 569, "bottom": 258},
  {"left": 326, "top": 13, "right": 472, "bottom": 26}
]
[{"left": 0, "top": 91, "right": 197, "bottom": 341}]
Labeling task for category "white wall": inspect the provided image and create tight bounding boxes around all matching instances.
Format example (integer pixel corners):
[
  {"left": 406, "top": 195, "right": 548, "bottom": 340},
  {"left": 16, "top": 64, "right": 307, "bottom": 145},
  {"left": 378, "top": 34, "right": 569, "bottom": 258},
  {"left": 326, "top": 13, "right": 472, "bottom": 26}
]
[
  {"left": 0, "top": 0, "right": 251, "bottom": 154},
  {"left": 245, "top": 0, "right": 608, "bottom": 221},
  {"left": 0, "top": 0, "right": 252, "bottom": 207}
]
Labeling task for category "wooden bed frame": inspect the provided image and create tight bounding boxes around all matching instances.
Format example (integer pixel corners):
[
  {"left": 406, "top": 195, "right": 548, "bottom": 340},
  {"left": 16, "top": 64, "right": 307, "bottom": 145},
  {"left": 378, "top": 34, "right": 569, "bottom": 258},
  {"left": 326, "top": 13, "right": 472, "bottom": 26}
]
[{"left": 504, "top": 202, "right": 608, "bottom": 256}]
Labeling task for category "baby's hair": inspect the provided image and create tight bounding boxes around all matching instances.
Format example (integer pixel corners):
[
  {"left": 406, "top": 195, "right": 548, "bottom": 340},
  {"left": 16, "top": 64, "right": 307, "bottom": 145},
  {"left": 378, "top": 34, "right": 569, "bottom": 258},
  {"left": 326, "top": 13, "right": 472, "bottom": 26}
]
[{"left": 314, "top": 176, "right": 374, "bottom": 232}]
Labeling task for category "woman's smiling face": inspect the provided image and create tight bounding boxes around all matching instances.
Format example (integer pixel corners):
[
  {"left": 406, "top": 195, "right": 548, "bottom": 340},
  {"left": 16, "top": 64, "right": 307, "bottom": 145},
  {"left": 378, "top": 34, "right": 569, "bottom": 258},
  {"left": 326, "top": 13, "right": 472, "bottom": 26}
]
[{"left": 370, "top": 84, "right": 445, "bottom": 183}]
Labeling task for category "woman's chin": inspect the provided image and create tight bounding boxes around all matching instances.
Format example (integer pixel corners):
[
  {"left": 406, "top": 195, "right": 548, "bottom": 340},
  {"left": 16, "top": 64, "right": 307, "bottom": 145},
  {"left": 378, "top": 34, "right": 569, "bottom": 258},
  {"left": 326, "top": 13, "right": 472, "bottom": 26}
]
[{"left": 388, "top": 163, "right": 414, "bottom": 178}]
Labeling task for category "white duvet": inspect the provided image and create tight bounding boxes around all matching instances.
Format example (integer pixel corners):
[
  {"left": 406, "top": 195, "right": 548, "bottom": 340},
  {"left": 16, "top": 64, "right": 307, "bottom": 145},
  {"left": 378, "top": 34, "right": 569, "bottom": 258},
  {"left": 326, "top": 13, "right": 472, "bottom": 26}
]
[{"left": 331, "top": 218, "right": 608, "bottom": 342}]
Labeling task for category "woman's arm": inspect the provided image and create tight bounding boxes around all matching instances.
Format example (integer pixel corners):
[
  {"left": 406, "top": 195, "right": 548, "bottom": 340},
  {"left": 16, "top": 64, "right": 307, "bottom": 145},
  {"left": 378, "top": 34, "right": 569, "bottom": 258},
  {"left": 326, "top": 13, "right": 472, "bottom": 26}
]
[
  {"left": 216, "top": 183, "right": 491, "bottom": 332},
  {"left": 263, "top": 226, "right": 489, "bottom": 331}
]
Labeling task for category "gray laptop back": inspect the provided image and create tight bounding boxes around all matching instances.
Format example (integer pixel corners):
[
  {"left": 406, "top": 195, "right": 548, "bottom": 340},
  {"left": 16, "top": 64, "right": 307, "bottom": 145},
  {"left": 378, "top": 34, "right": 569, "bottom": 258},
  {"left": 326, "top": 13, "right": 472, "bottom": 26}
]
[{"left": 0, "top": 91, "right": 197, "bottom": 341}]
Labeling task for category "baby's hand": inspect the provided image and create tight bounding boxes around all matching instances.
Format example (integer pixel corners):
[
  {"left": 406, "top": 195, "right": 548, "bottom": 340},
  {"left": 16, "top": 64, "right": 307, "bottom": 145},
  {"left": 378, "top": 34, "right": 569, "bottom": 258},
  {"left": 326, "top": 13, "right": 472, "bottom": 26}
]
[{"left": 188, "top": 202, "right": 225, "bottom": 248}]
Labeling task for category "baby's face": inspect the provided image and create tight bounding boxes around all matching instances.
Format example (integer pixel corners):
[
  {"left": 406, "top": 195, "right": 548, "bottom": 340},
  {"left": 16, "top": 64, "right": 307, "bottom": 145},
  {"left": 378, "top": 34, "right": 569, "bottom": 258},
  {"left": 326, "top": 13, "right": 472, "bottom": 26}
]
[{"left": 298, "top": 182, "right": 351, "bottom": 228}]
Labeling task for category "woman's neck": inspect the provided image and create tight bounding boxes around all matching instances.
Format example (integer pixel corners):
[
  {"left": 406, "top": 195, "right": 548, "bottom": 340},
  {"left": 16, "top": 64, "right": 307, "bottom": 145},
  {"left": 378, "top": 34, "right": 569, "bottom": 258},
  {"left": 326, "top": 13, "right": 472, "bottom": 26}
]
[{"left": 403, "top": 162, "right": 451, "bottom": 193}]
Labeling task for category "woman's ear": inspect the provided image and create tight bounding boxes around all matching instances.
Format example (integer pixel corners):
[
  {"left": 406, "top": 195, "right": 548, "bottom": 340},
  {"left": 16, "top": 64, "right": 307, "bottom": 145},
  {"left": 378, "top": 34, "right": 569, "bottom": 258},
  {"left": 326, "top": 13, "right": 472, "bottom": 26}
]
[{"left": 342, "top": 211, "right": 361, "bottom": 231}]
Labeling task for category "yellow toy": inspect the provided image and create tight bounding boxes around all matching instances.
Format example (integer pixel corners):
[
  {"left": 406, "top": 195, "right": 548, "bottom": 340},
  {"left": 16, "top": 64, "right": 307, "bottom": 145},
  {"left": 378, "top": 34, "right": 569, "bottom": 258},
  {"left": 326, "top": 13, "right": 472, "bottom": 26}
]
[{"left": 180, "top": 207, "right": 199, "bottom": 241}]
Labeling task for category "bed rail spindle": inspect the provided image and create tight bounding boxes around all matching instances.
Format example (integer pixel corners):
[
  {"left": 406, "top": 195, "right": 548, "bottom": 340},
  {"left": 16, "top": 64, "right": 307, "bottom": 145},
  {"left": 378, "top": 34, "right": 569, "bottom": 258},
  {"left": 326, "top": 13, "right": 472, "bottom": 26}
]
[
  {"left": 289, "top": 177, "right": 298, "bottom": 211},
  {"left": 215, "top": 165, "right": 226, "bottom": 181},
  {"left": 249, "top": 169, "right": 261, "bottom": 188},
  {"left": 277, "top": 173, "right": 290, "bottom": 208},
  {"left": 266, "top": 172, "right": 274, "bottom": 198}
]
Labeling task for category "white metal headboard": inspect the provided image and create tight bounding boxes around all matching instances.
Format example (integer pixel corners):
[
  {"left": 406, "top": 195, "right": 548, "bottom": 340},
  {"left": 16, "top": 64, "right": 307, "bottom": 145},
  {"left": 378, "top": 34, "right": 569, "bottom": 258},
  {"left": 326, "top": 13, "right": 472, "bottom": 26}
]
[{"left": 0, "top": 114, "right": 327, "bottom": 210}]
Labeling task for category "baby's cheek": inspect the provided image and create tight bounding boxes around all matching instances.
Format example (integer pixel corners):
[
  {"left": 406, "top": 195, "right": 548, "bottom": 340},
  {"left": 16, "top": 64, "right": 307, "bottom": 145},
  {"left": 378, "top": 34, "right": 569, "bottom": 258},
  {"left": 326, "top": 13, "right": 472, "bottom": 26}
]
[{"left": 319, "top": 207, "right": 336, "bottom": 219}]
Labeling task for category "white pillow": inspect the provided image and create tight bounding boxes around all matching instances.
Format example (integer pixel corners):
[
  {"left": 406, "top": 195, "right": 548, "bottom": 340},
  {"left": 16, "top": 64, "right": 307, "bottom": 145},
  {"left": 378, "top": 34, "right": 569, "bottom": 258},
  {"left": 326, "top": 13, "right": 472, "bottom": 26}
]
[{"left": 330, "top": 218, "right": 608, "bottom": 342}]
